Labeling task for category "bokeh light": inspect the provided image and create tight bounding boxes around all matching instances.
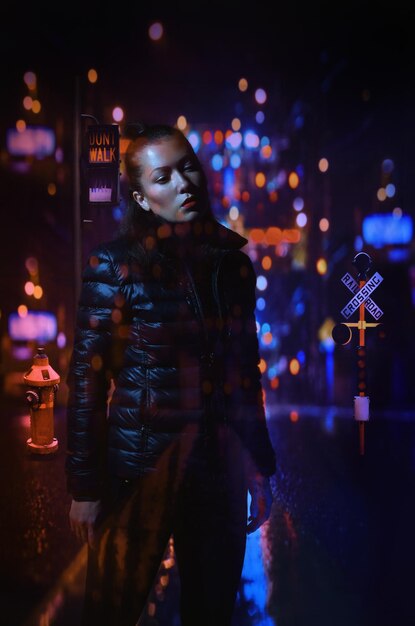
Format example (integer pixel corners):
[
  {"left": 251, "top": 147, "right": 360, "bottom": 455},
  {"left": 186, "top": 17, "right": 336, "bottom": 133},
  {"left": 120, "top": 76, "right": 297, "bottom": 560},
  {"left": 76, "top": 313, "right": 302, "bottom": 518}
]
[
  {"left": 23, "top": 96, "right": 33, "bottom": 110},
  {"left": 377, "top": 187, "right": 387, "bottom": 201},
  {"left": 316, "top": 258, "right": 328, "bottom": 275},
  {"left": 319, "top": 218, "right": 330, "bottom": 232},
  {"left": 296, "top": 212, "right": 307, "bottom": 227},
  {"left": 177, "top": 115, "right": 187, "bottom": 130},
  {"left": 87, "top": 68, "right": 98, "bottom": 83},
  {"left": 318, "top": 158, "right": 329, "bottom": 172},
  {"left": 231, "top": 118, "right": 241, "bottom": 131},
  {"left": 238, "top": 78, "right": 248, "bottom": 92},
  {"left": 288, "top": 171, "right": 299, "bottom": 189},
  {"left": 254, "top": 88, "right": 267, "bottom": 105},
  {"left": 24, "top": 282, "right": 35, "bottom": 296},
  {"left": 149, "top": 22, "right": 163, "bottom": 41},
  {"left": 23, "top": 71, "right": 36, "bottom": 89},
  {"left": 112, "top": 107, "right": 124, "bottom": 122}
]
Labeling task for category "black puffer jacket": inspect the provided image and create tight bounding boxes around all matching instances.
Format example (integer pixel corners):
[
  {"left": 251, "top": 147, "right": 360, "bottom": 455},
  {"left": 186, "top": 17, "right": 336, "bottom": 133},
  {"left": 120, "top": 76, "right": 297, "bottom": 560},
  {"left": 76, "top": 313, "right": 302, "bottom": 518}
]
[{"left": 66, "top": 217, "right": 276, "bottom": 500}]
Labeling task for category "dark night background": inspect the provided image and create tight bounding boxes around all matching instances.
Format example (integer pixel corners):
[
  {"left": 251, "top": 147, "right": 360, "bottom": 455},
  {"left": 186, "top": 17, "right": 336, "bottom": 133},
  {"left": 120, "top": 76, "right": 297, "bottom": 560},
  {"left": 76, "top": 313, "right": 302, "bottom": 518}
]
[
  {"left": 0, "top": 4, "right": 415, "bottom": 625},
  {"left": 1, "top": 0, "right": 414, "bottom": 408}
]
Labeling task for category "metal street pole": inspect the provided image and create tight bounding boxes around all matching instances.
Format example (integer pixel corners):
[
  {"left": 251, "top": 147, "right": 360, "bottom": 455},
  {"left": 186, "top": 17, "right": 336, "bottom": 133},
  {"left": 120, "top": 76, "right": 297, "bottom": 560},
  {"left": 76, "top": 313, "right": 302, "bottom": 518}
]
[{"left": 73, "top": 75, "right": 82, "bottom": 311}]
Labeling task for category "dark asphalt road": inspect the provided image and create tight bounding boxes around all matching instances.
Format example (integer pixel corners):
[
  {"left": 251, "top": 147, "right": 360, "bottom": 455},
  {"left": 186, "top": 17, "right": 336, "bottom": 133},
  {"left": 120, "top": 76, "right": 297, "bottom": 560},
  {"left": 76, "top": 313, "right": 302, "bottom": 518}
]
[{"left": 1, "top": 394, "right": 415, "bottom": 626}]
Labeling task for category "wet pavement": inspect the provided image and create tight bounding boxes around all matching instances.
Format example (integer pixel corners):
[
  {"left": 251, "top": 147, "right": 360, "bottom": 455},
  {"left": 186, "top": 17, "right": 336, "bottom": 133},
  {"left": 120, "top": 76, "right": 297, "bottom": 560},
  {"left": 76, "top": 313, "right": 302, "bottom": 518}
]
[{"left": 1, "top": 394, "right": 415, "bottom": 626}]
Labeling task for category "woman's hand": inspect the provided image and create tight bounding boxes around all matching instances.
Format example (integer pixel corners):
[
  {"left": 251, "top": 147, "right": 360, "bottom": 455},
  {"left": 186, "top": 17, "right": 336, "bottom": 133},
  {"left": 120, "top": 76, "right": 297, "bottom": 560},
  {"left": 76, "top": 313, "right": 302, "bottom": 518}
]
[
  {"left": 69, "top": 499, "right": 102, "bottom": 549},
  {"left": 247, "top": 474, "right": 273, "bottom": 534}
]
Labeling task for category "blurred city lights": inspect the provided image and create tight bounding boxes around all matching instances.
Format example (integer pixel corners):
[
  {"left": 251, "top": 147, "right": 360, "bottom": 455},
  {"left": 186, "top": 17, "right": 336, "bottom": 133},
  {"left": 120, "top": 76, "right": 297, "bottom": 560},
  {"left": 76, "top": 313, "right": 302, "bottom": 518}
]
[
  {"left": 259, "top": 358, "right": 267, "bottom": 373},
  {"left": 318, "top": 158, "right": 329, "bottom": 172},
  {"left": 202, "top": 130, "right": 213, "bottom": 145},
  {"left": 231, "top": 118, "right": 241, "bottom": 131},
  {"left": 260, "top": 145, "right": 272, "bottom": 158},
  {"left": 256, "top": 297, "right": 266, "bottom": 311},
  {"left": 256, "top": 111, "right": 265, "bottom": 124},
  {"left": 226, "top": 132, "right": 242, "bottom": 149},
  {"left": 149, "top": 22, "right": 164, "bottom": 41},
  {"left": 230, "top": 154, "right": 241, "bottom": 168},
  {"left": 393, "top": 206, "right": 402, "bottom": 217},
  {"left": 293, "top": 197, "right": 304, "bottom": 211},
  {"left": 23, "top": 71, "right": 37, "bottom": 89},
  {"left": 187, "top": 131, "right": 201, "bottom": 152},
  {"left": 255, "top": 172, "right": 266, "bottom": 188},
  {"left": 289, "top": 358, "right": 300, "bottom": 375},
  {"left": 316, "top": 257, "right": 328, "bottom": 275},
  {"left": 112, "top": 107, "right": 124, "bottom": 122},
  {"left": 382, "top": 158, "right": 394, "bottom": 173},
  {"left": 229, "top": 206, "right": 239, "bottom": 220},
  {"left": 7, "top": 126, "right": 56, "bottom": 158},
  {"left": 377, "top": 187, "right": 387, "bottom": 201},
  {"left": 177, "top": 115, "right": 187, "bottom": 130},
  {"left": 244, "top": 131, "right": 260, "bottom": 149},
  {"left": 25, "top": 257, "right": 38, "bottom": 275},
  {"left": 214, "top": 130, "right": 223, "bottom": 144},
  {"left": 354, "top": 235, "right": 364, "bottom": 251},
  {"left": 211, "top": 154, "right": 223, "bottom": 171},
  {"left": 256, "top": 275, "right": 268, "bottom": 291},
  {"left": 289, "top": 410, "right": 299, "bottom": 422},
  {"left": 296, "top": 350, "right": 306, "bottom": 365},
  {"left": 385, "top": 183, "right": 395, "bottom": 197},
  {"left": 254, "top": 88, "right": 267, "bottom": 105},
  {"left": 33, "top": 285, "right": 43, "bottom": 299},
  {"left": 55, "top": 147, "right": 64, "bottom": 163},
  {"left": 23, "top": 96, "right": 33, "bottom": 110},
  {"left": 17, "top": 305, "right": 28, "bottom": 318},
  {"left": 262, "top": 256, "right": 272, "bottom": 270},
  {"left": 296, "top": 212, "right": 307, "bottom": 227},
  {"left": 16, "top": 119, "right": 26, "bottom": 132},
  {"left": 57, "top": 332, "right": 67, "bottom": 349},
  {"left": 31, "top": 100, "right": 41, "bottom": 114},
  {"left": 288, "top": 171, "right": 299, "bottom": 188},
  {"left": 24, "top": 282, "right": 35, "bottom": 296},
  {"left": 238, "top": 78, "right": 248, "bottom": 92},
  {"left": 319, "top": 217, "right": 329, "bottom": 232},
  {"left": 87, "top": 68, "right": 98, "bottom": 83},
  {"left": 47, "top": 183, "right": 56, "bottom": 196}
]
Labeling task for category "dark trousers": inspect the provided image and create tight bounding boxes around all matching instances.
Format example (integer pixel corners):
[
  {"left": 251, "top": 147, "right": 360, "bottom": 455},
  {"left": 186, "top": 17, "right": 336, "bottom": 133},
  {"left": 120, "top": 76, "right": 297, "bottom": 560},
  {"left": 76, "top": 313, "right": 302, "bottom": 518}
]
[{"left": 82, "top": 431, "right": 248, "bottom": 626}]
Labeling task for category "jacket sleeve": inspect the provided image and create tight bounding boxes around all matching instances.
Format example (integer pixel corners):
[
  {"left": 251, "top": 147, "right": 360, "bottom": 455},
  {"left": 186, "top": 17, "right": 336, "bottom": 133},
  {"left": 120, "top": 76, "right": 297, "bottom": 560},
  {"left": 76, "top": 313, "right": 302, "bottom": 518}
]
[
  {"left": 65, "top": 245, "right": 125, "bottom": 501},
  {"left": 221, "top": 250, "right": 276, "bottom": 477}
]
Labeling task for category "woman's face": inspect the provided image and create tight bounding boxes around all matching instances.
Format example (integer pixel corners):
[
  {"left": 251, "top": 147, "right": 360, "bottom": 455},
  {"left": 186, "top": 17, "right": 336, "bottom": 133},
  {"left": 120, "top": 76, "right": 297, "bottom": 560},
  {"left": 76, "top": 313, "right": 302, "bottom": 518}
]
[{"left": 132, "top": 135, "right": 207, "bottom": 223}]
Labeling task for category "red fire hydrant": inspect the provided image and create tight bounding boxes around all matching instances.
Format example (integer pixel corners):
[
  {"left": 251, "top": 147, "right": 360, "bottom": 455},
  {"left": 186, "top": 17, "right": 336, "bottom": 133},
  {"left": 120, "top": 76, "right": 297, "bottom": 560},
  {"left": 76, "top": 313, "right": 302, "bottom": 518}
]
[{"left": 23, "top": 347, "right": 60, "bottom": 454}]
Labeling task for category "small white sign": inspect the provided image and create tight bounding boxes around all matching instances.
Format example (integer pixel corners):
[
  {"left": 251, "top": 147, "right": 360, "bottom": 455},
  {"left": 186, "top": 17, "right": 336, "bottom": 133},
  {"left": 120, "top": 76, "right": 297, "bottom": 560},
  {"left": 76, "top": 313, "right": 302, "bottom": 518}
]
[
  {"left": 341, "top": 272, "right": 383, "bottom": 319},
  {"left": 341, "top": 272, "right": 384, "bottom": 320}
]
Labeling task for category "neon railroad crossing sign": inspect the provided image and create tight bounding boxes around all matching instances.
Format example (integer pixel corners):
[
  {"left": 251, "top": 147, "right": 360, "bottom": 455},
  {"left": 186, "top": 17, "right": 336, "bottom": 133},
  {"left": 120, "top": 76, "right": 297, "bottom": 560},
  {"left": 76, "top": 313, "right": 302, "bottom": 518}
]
[
  {"left": 332, "top": 252, "right": 384, "bottom": 456},
  {"left": 340, "top": 272, "right": 383, "bottom": 320}
]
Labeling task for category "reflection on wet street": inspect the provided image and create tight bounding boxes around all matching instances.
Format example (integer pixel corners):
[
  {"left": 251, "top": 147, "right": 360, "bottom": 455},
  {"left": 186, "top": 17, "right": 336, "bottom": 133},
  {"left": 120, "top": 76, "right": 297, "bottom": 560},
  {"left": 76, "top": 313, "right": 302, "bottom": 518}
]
[{"left": 2, "top": 399, "right": 415, "bottom": 626}]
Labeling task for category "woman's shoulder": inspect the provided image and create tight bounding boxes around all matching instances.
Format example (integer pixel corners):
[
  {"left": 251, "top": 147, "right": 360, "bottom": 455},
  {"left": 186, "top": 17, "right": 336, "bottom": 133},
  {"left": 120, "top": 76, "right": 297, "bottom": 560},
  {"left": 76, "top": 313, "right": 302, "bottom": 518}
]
[
  {"left": 83, "top": 236, "right": 134, "bottom": 284},
  {"left": 87, "top": 236, "right": 130, "bottom": 260}
]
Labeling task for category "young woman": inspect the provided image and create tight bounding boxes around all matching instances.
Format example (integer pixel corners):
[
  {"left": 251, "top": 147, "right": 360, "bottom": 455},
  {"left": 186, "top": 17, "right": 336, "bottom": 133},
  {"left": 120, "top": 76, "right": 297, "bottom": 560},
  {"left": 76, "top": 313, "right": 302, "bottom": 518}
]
[{"left": 66, "top": 122, "right": 276, "bottom": 626}]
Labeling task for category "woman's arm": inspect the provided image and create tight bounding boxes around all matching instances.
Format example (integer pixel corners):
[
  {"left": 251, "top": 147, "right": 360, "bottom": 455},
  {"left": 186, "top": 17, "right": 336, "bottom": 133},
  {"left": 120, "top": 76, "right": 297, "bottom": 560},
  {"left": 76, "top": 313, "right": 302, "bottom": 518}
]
[
  {"left": 65, "top": 245, "right": 125, "bottom": 501},
  {"left": 221, "top": 250, "right": 276, "bottom": 478}
]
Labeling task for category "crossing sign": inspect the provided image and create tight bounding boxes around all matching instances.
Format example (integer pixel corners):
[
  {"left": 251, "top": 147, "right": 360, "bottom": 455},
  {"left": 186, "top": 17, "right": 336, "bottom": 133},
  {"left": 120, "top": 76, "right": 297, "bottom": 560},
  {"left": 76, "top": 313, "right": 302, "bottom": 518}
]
[
  {"left": 341, "top": 272, "right": 383, "bottom": 320},
  {"left": 333, "top": 252, "right": 385, "bottom": 457},
  {"left": 341, "top": 271, "right": 384, "bottom": 319}
]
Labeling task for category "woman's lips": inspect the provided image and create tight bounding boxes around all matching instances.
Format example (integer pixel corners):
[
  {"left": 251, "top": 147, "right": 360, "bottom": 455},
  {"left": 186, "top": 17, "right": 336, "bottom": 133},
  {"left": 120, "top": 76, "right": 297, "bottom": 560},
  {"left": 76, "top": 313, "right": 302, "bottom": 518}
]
[{"left": 181, "top": 200, "right": 197, "bottom": 211}]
